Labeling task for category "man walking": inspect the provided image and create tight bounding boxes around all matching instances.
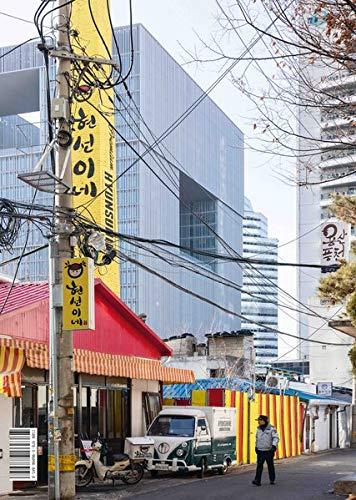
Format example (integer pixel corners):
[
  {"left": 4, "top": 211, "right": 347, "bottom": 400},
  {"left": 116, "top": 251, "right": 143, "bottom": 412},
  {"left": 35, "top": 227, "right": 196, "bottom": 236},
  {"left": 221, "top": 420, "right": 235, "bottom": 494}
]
[{"left": 252, "top": 415, "right": 279, "bottom": 486}]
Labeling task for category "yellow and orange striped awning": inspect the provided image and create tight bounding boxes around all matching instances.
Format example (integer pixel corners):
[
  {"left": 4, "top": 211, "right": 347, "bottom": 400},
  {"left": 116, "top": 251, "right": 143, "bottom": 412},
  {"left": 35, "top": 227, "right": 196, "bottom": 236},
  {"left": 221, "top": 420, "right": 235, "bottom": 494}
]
[
  {"left": 0, "top": 338, "right": 195, "bottom": 389},
  {"left": 74, "top": 349, "right": 195, "bottom": 384},
  {"left": 0, "top": 339, "right": 25, "bottom": 398}
]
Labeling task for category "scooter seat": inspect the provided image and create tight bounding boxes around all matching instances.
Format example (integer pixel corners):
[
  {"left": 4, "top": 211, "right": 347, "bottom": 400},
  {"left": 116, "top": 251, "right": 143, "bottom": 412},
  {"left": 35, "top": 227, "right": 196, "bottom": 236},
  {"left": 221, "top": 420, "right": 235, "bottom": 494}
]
[{"left": 113, "top": 453, "right": 130, "bottom": 462}]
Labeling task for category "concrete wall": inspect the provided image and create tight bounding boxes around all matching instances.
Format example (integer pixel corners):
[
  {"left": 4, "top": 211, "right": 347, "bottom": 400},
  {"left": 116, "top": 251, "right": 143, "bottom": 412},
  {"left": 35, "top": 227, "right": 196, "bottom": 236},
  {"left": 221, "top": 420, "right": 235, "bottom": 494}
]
[
  {"left": 163, "top": 357, "right": 210, "bottom": 379},
  {"left": 207, "top": 335, "right": 254, "bottom": 371},
  {"left": 131, "top": 379, "right": 160, "bottom": 436},
  {"left": 0, "top": 395, "right": 12, "bottom": 494},
  {"left": 164, "top": 335, "right": 197, "bottom": 357},
  {"left": 308, "top": 301, "right": 353, "bottom": 389},
  {"left": 163, "top": 355, "right": 252, "bottom": 380},
  {"left": 307, "top": 404, "right": 351, "bottom": 452}
]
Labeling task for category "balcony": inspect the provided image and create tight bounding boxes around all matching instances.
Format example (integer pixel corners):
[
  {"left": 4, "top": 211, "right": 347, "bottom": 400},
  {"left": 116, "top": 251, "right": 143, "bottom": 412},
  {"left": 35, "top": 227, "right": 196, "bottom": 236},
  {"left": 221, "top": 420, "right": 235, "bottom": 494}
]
[
  {"left": 320, "top": 134, "right": 356, "bottom": 150},
  {"left": 320, "top": 72, "right": 356, "bottom": 92},
  {"left": 321, "top": 173, "right": 356, "bottom": 189},
  {"left": 320, "top": 153, "right": 356, "bottom": 169},
  {"left": 321, "top": 116, "right": 355, "bottom": 131}
]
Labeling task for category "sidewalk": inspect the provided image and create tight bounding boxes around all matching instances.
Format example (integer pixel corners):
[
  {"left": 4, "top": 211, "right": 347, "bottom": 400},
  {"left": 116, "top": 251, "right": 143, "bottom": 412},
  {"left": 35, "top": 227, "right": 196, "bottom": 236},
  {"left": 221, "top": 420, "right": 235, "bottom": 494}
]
[{"left": 2, "top": 449, "right": 355, "bottom": 499}]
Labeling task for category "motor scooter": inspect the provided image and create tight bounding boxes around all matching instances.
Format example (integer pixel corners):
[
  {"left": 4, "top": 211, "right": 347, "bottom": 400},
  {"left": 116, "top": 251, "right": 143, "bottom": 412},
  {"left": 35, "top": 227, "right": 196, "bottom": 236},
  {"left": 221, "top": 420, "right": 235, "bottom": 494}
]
[{"left": 75, "top": 436, "right": 144, "bottom": 487}]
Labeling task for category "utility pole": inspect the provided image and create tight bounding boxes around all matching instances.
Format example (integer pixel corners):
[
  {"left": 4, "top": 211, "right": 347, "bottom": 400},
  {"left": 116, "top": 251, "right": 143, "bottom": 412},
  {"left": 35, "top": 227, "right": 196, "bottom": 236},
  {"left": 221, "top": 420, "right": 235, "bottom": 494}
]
[{"left": 48, "top": 1, "right": 75, "bottom": 498}]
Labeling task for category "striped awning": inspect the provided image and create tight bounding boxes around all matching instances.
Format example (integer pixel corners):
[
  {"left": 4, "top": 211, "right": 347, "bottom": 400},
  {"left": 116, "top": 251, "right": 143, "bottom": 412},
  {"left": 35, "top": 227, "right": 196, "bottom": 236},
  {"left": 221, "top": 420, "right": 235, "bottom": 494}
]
[
  {"left": 74, "top": 349, "right": 195, "bottom": 384},
  {"left": 0, "top": 338, "right": 195, "bottom": 386},
  {"left": 0, "top": 339, "right": 25, "bottom": 397}
]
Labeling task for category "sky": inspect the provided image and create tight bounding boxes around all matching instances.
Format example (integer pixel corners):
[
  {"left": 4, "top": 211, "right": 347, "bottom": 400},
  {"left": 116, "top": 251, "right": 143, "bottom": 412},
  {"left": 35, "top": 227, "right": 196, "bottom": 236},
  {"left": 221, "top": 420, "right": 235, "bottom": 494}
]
[{"left": 0, "top": 1, "right": 299, "bottom": 357}]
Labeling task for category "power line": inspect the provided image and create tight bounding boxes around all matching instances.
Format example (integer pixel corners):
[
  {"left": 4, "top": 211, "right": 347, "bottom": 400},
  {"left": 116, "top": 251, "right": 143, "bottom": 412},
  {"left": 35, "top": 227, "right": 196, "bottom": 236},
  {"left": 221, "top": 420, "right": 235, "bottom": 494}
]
[
  {"left": 85, "top": 99, "right": 328, "bottom": 319},
  {"left": 75, "top": 9, "right": 284, "bottom": 213},
  {"left": 0, "top": 244, "right": 48, "bottom": 269},
  {"left": 70, "top": 12, "right": 312, "bottom": 320},
  {"left": 0, "top": 37, "right": 39, "bottom": 61},
  {"left": 114, "top": 251, "right": 352, "bottom": 347},
  {"left": 0, "top": 10, "right": 40, "bottom": 26}
]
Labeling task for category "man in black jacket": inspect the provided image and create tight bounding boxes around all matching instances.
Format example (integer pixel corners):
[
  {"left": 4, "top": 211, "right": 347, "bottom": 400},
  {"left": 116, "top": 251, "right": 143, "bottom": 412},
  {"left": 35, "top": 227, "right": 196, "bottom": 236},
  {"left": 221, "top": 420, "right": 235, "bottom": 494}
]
[{"left": 252, "top": 415, "right": 279, "bottom": 486}]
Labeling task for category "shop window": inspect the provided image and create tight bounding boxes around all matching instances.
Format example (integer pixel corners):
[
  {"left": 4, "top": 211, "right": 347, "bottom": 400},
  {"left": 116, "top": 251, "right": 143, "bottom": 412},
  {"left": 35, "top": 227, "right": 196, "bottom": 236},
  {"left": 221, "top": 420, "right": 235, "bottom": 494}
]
[
  {"left": 37, "top": 385, "right": 48, "bottom": 441},
  {"left": 80, "top": 387, "right": 102, "bottom": 439},
  {"left": 143, "top": 392, "right": 162, "bottom": 430},
  {"left": 14, "top": 384, "right": 37, "bottom": 428},
  {"left": 78, "top": 387, "right": 129, "bottom": 453}
]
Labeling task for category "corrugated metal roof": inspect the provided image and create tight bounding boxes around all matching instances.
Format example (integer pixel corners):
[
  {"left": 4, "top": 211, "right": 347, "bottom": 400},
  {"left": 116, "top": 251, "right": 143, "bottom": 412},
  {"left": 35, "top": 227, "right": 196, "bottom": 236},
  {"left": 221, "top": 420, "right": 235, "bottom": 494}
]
[
  {"left": 163, "top": 377, "right": 352, "bottom": 404},
  {"left": 163, "top": 377, "right": 253, "bottom": 398},
  {"left": 0, "top": 282, "right": 48, "bottom": 315},
  {"left": 0, "top": 280, "right": 172, "bottom": 358}
]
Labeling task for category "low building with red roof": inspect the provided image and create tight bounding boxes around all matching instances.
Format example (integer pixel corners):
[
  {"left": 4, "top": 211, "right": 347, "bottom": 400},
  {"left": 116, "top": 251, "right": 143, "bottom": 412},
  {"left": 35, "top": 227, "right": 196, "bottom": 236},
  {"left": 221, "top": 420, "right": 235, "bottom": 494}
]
[{"left": 0, "top": 279, "right": 194, "bottom": 492}]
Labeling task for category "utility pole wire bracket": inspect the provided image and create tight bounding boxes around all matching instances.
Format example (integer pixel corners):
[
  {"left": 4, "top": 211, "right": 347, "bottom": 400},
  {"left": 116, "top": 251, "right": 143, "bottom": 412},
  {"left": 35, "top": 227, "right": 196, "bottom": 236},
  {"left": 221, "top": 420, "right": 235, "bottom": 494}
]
[
  {"left": 17, "top": 140, "right": 71, "bottom": 194},
  {"left": 49, "top": 49, "right": 118, "bottom": 68}
]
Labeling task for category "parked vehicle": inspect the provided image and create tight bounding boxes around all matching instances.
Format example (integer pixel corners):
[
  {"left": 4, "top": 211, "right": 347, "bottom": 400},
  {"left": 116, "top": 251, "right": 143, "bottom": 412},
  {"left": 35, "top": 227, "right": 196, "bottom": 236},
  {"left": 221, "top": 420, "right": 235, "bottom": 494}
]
[
  {"left": 75, "top": 436, "right": 150, "bottom": 487},
  {"left": 145, "top": 406, "right": 236, "bottom": 477}
]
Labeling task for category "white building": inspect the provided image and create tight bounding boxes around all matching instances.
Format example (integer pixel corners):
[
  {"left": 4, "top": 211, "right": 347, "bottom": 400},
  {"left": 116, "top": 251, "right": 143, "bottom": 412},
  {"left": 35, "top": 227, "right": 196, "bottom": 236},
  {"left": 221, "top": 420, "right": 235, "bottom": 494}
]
[
  {"left": 242, "top": 197, "right": 278, "bottom": 362},
  {"left": 296, "top": 40, "right": 355, "bottom": 360}
]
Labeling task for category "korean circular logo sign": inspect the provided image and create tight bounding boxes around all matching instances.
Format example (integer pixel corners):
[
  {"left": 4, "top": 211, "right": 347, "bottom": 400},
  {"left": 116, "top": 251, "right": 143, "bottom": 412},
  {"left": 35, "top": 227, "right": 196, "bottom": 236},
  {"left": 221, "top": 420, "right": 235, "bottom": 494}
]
[{"left": 158, "top": 443, "right": 170, "bottom": 454}]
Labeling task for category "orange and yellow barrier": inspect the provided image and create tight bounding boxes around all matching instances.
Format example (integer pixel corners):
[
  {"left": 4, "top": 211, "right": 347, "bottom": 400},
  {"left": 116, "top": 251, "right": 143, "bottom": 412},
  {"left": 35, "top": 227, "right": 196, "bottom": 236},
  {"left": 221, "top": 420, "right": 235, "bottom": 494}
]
[{"left": 164, "top": 388, "right": 302, "bottom": 464}]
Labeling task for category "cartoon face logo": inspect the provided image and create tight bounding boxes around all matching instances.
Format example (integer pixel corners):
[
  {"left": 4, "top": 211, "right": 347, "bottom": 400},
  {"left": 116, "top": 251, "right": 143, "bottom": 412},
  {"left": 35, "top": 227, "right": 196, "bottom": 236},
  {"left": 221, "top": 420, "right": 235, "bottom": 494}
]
[{"left": 65, "top": 260, "right": 86, "bottom": 279}]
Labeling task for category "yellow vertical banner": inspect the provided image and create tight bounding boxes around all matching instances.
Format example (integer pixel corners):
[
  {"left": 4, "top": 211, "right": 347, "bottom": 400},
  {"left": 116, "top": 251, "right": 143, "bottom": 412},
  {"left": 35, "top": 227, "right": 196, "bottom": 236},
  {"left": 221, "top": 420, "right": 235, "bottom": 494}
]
[
  {"left": 261, "top": 393, "right": 267, "bottom": 416},
  {"left": 235, "top": 392, "right": 240, "bottom": 462},
  {"left": 242, "top": 393, "right": 249, "bottom": 464},
  {"left": 71, "top": 0, "right": 119, "bottom": 295},
  {"left": 296, "top": 398, "right": 302, "bottom": 455},
  {"left": 225, "top": 389, "right": 232, "bottom": 408},
  {"left": 290, "top": 397, "right": 297, "bottom": 456},
  {"left": 63, "top": 257, "right": 95, "bottom": 330},
  {"left": 249, "top": 394, "right": 260, "bottom": 463},
  {"left": 275, "top": 395, "right": 283, "bottom": 458},
  {"left": 284, "top": 396, "right": 292, "bottom": 458},
  {"left": 191, "top": 390, "right": 206, "bottom": 406}
]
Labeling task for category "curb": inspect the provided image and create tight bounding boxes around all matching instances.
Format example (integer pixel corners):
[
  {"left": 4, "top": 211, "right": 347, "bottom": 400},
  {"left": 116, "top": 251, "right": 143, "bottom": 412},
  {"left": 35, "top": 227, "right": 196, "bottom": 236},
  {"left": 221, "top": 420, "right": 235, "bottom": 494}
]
[{"left": 334, "top": 475, "right": 356, "bottom": 496}]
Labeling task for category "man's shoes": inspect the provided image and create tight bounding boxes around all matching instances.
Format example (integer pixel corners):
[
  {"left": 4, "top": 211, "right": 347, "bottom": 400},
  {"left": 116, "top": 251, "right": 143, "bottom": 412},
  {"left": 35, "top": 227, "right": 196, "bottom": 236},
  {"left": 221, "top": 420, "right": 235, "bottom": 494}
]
[
  {"left": 270, "top": 481, "right": 276, "bottom": 485},
  {"left": 252, "top": 480, "right": 261, "bottom": 486}
]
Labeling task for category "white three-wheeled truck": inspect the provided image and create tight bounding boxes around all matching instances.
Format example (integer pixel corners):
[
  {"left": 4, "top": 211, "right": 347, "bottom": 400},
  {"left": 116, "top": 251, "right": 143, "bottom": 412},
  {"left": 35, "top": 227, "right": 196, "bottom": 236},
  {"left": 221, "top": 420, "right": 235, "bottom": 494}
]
[{"left": 145, "top": 406, "right": 237, "bottom": 477}]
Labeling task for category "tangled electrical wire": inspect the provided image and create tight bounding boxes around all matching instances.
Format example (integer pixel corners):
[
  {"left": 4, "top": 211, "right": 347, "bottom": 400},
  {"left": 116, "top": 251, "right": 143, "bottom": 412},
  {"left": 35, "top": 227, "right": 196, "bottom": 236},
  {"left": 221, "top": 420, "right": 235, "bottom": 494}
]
[{"left": 0, "top": 199, "right": 21, "bottom": 253}]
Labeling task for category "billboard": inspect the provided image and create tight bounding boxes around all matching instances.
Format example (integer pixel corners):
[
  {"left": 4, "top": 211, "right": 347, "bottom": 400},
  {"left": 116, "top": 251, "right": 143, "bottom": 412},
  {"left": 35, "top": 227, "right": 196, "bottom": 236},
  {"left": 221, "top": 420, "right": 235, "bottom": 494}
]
[{"left": 71, "top": 0, "right": 119, "bottom": 294}]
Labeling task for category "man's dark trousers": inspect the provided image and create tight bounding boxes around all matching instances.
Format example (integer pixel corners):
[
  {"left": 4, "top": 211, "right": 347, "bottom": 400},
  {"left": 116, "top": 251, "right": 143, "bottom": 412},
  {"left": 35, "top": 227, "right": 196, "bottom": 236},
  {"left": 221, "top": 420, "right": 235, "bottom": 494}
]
[{"left": 255, "top": 449, "right": 276, "bottom": 483}]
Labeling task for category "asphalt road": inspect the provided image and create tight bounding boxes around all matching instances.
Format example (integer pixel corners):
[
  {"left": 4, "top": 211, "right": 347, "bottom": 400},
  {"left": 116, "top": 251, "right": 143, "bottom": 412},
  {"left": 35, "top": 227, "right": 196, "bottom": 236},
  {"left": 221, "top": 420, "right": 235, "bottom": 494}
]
[
  {"left": 131, "top": 449, "right": 356, "bottom": 500},
  {"left": 3, "top": 449, "right": 355, "bottom": 499}
]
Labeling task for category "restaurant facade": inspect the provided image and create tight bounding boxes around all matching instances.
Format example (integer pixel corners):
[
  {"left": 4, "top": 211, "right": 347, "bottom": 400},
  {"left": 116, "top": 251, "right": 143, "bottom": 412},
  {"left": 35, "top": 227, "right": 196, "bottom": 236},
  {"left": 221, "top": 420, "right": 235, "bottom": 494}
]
[{"left": 0, "top": 280, "right": 194, "bottom": 492}]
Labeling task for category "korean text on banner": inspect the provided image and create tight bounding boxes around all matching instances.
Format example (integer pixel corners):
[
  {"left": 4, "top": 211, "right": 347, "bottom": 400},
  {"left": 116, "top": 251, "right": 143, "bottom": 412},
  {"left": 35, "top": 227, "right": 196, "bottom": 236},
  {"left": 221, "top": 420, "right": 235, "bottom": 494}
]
[
  {"left": 70, "top": 0, "right": 119, "bottom": 295},
  {"left": 321, "top": 221, "right": 350, "bottom": 273},
  {"left": 63, "top": 258, "right": 95, "bottom": 331}
]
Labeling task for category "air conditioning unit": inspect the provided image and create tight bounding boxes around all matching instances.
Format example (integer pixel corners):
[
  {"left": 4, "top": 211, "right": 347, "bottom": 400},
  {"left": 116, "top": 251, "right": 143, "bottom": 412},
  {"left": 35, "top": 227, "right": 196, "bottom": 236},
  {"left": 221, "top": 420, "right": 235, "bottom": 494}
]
[
  {"left": 265, "top": 373, "right": 290, "bottom": 391},
  {"left": 265, "top": 374, "right": 279, "bottom": 388}
]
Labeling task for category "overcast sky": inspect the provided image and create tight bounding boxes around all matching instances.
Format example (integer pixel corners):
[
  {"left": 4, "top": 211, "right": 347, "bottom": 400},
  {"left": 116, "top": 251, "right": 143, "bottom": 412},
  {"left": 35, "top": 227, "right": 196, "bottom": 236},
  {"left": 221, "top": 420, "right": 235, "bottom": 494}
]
[{"left": 0, "top": 1, "right": 299, "bottom": 356}]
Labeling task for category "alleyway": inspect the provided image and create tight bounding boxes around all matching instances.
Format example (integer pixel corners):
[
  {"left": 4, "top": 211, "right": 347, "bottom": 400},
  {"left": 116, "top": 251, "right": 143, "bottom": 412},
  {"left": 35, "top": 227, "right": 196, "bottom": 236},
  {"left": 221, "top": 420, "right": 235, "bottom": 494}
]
[{"left": 3, "top": 449, "right": 356, "bottom": 499}]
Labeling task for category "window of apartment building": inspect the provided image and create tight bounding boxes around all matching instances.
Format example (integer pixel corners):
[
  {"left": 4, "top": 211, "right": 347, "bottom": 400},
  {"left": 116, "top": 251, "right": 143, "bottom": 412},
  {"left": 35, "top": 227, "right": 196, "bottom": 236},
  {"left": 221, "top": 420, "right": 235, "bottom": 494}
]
[{"left": 210, "top": 368, "right": 225, "bottom": 378}]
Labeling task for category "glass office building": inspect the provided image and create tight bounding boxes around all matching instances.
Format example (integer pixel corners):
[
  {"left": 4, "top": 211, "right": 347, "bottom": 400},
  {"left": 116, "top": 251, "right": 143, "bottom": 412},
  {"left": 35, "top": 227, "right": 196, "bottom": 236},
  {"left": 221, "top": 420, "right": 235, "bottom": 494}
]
[
  {"left": 0, "top": 24, "right": 244, "bottom": 338},
  {"left": 242, "top": 197, "right": 278, "bottom": 361}
]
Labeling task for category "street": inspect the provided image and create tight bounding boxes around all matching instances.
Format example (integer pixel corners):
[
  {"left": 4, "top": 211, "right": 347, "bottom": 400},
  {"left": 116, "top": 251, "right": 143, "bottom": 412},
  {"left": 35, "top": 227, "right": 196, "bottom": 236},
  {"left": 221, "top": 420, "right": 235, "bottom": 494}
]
[{"left": 4, "top": 449, "right": 356, "bottom": 499}]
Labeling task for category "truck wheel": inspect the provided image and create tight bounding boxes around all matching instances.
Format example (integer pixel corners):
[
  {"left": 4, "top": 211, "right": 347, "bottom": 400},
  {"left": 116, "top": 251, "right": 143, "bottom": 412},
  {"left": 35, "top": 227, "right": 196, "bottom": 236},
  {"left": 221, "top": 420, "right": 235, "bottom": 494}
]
[
  {"left": 198, "top": 458, "right": 207, "bottom": 479},
  {"left": 218, "top": 460, "right": 229, "bottom": 475},
  {"left": 150, "top": 470, "right": 159, "bottom": 478}
]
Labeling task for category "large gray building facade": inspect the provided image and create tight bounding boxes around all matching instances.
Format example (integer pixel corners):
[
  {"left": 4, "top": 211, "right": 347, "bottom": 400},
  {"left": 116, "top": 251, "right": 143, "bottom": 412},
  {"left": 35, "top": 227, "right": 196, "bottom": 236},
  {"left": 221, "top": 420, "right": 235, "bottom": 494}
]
[{"left": 0, "top": 24, "right": 244, "bottom": 338}]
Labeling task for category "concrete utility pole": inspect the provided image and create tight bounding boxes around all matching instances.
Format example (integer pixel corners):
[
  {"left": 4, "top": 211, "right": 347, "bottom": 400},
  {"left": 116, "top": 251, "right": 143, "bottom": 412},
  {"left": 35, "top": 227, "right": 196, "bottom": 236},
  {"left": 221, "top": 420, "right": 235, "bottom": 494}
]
[{"left": 48, "top": 1, "right": 75, "bottom": 498}]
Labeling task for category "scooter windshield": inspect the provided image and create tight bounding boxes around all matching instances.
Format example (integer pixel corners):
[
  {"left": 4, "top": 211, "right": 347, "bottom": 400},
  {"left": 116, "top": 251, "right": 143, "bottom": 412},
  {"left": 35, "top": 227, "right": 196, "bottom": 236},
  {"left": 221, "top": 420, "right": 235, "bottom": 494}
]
[{"left": 148, "top": 415, "right": 195, "bottom": 437}]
